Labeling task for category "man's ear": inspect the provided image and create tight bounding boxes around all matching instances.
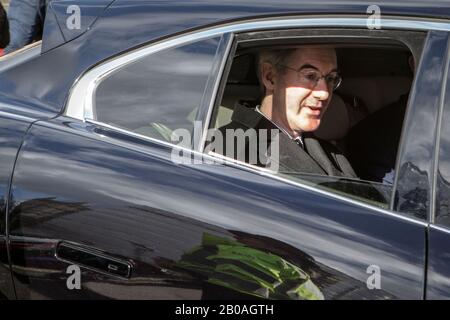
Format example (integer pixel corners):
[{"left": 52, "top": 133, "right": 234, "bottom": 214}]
[{"left": 261, "top": 62, "right": 276, "bottom": 93}]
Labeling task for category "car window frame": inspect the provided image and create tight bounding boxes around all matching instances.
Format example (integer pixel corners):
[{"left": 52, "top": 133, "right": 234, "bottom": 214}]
[
  {"left": 204, "top": 25, "right": 429, "bottom": 215},
  {"left": 65, "top": 33, "right": 232, "bottom": 149}
]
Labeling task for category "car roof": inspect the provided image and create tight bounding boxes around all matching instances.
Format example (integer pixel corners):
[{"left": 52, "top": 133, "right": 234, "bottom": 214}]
[{"left": 43, "top": 0, "right": 450, "bottom": 53}]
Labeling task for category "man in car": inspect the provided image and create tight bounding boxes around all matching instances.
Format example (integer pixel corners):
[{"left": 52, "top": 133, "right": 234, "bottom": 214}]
[{"left": 214, "top": 46, "right": 356, "bottom": 177}]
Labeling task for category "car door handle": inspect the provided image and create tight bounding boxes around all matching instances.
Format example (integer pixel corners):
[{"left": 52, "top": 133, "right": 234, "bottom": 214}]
[{"left": 56, "top": 242, "right": 132, "bottom": 278}]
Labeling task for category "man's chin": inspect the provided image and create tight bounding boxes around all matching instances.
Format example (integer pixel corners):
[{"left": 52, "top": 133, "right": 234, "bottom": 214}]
[{"left": 298, "top": 121, "right": 321, "bottom": 133}]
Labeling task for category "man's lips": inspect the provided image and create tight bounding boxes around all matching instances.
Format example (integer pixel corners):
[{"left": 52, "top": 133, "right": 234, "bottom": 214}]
[{"left": 304, "top": 105, "right": 323, "bottom": 116}]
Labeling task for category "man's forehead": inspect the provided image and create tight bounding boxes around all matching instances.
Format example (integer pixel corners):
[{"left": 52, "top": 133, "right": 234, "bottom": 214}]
[{"left": 288, "top": 47, "right": 337, "bottom": 69}]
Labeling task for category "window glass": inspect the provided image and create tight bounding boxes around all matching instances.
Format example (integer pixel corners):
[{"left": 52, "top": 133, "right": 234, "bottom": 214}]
[{"left": 95, "top": 37, "right": 220, "bottom": 144}]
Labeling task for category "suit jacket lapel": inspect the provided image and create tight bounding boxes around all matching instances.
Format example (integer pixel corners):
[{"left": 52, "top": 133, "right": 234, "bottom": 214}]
[
  {"left": 276, "top": 134, "right": 325, "bottom": 174},
  {"left": 304, "top": 135, "right": 343, "bottom": 176}
]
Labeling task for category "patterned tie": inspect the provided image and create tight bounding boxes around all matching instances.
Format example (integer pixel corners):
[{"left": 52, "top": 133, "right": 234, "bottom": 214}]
[{"left": 294, "top": 136, "right": 304, "bottom": 149}]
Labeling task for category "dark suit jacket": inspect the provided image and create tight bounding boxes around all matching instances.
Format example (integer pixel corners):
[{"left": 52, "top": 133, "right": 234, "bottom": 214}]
[{"left": 214, "top": 103, "right": 357, "bottom": 178}]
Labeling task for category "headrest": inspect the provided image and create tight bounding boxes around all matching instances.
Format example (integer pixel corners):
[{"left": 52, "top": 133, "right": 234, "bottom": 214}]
[
  {"left": 314, "top": 95, "right": 350, "bottom": 141},
  {"left": 228, "top": 55, "right": 253, "bottom": 83}
]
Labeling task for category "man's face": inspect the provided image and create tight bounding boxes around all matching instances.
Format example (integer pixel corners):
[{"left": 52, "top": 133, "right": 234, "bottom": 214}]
[{"left": 268, "top": 47, "right": 337, "bottom": 133}]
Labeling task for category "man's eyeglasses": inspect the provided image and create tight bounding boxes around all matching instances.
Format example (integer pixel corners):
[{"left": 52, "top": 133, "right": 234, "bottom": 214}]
[{"left": 277, "top": 65, "right": 342, "bottom": 91}]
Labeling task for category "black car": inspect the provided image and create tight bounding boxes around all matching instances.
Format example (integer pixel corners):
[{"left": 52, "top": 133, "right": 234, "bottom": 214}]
[{"left": 0, "top": 0, "right": 450, "bottom": 300}]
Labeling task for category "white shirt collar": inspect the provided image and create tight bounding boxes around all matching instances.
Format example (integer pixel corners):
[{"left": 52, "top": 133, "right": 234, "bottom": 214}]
[{"left": 255, "top": 105, "right": 304, "bottom": 148}]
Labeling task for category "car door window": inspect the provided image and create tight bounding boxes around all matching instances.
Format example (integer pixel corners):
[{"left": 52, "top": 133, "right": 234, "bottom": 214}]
[
  {"left": 205, "top": 29, "right": 426, "bottom": 211},
  {"left": 94, "top": 37, "right": 221, "bottom": 146}
]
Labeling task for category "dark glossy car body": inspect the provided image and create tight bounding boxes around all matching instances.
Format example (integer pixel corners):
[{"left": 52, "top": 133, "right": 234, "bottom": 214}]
[{"left": 0, "top": 0, "right": 450, "bottom": 299}]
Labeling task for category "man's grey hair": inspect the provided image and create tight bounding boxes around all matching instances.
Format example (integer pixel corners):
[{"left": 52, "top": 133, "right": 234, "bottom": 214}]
[
  {"left": 256, "top": 46, "right": 336, "bottom": 96},
  {"left": 256, "top": 48, "right": 297, "bottom": 96}
]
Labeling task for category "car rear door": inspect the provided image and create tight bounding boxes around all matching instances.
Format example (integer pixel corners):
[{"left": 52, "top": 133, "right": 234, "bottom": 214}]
[{"left": 7, "top": 19, "right": 444, "bottom": 300}]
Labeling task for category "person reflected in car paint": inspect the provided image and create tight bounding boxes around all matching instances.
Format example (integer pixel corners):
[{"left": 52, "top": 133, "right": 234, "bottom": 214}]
[{"left": 4, "top": 0, "right": 48, "bottom": 54}]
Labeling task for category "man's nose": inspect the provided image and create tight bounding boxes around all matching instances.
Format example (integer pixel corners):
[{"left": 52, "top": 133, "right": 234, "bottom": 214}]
[{"left": 312, "top": 78, "right": 330, "bottom": 100}]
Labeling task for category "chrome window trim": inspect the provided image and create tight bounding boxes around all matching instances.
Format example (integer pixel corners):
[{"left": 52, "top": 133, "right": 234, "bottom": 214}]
[
  {"left": 86, "top": 118, "right": 428, "bottom": 228},
  {"left": 198, "top": 34, "right": 234, "bottom": 152},
  {"left": 65, "top": 16, "right": 450, "bottom": 120}
]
